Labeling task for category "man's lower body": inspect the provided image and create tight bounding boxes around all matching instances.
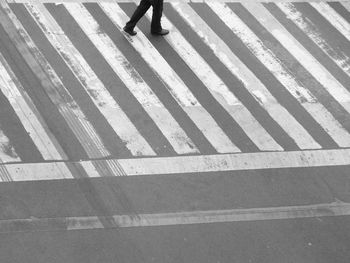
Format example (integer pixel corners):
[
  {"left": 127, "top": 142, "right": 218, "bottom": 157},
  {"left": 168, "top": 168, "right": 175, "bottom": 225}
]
[{"left": 123, "top": 0, "right": 169, "bottom": 36}]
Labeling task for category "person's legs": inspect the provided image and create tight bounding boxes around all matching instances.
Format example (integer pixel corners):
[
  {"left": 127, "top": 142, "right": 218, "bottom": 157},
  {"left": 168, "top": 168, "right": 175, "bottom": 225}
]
[
  {"left": 150, "top": 0, "right": 169, "bottom": 35},
  {"left": 124, "top": 0, "right": 152, "bottom": 30},
  {"left": 150, "top": 0, "right": 163, "bottom": 32}
]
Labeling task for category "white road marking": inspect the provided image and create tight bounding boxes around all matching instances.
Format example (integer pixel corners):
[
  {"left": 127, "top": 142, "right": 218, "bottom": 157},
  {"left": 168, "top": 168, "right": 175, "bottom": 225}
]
[
  {"left": 244, "top": 2, "right": 350, "bottom": 129},
  {"left": 171, "top": 2, "right": 321, "bottom": 150},
  {"left": 1, "top": 162, "right": 74, "bottom": 182},
  {"left": 277, "top": 3, "right": 350, "bottom": 79},
  {"left": 310, "top": 2, "right": 350, "bottom": 42},
  {"left": 26, "top": 3, "right": 157, "bottom": 156},
  {"left": 64, "top": 3, "right": 199, "bottom": 155},
  {"left": 100, "top": 3, "right": 240, "bottom": 153},
  {"left": 148, "top": 10, "right": 283, "bottom": 151},
  {"left": 209, "top": 2, "right": 350, "bottom": 147},
  {"left": 0, "top": 201, "right": 349, "bottom": 233},
  {"left": 1, "top": 1, "right": 110, "bottom": 158},
  {"left": 1, "top": 148, "right": 350, "bottom": 181},
  {"left": 0, "top": 53, "right": 65, "bottom": 160},
  {"left": 0, "top": 128, "right": 19, "bottom": 163},
  {"left": 2, "top": 1, "right": 350, "bottom": 159}
]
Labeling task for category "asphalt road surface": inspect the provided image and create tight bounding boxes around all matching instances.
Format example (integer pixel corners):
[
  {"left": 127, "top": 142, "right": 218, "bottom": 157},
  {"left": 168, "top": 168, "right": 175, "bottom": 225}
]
[{"left": 0, "top": 0, "right": 350, "bottom": 262}]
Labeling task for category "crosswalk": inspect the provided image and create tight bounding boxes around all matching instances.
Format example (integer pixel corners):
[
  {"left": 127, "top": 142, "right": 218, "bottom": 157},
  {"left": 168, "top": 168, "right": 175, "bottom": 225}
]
[{"left": 0, "top": 1, "right": 350, "bottom": 163}]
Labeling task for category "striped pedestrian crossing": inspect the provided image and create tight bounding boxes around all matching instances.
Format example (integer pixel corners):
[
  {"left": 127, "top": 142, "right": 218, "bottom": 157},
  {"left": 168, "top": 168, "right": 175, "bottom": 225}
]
[
  {"left": 143, "top": 4, "right": 283, "bottom": 151},
  {"left": 311, "top": 2, "right": 350, "bottom": 42},
  {"left": 0, "top": 51, "right": 65, "bottom": 160},
  {"left": 276, "top": 3, "right": 350, "bottom": 79},
  {"left": 1, "top": 0, "right": 350, "bottom": 237},
  {"left": 97, "top": 3, "right": 244, "bottom": 153},
  {"left": 25, "top": 3, "right": 165, "bottom": 156},
  {"left": 169, "top": 2, "right": 321, "bottom": 150},
  {"left": 208, "top": 2, "right": 350, "bottom": 148},
  {"left": 0, "top": 1, "right": 350, "bottom": 163}
]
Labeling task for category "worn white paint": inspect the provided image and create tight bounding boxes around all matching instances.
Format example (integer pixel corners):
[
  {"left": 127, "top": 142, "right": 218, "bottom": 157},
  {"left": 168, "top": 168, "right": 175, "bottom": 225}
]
[
  {"left": 244, "top": 3, "right": 350, "bottom": 117},
  {"left": 2, "top": 2, "right": 110, "bottom": 158},
  {"left": 100, "top": 3, "right": 240, "bottom": 153},
  {"left": 69, "top": 202, "right": 350, "bottom": 227},
  {"left": 171, "top": 2, "right": 321, "bottom": 150},
  {"left": 310, "top": 2, "right": 350, "bottom": 42},
  {"left": 117, "top": 148, "right": 350, "bottom": 175},
  {"left": 208, "top": 2, "right": 350, "bottom": 147},
  {"left": 1, "top": 161, "right": 73, "bottom": 182},
  {"left": 1, "top": 148, "right": 350, "bottom": 181},
  {"left": 146, "top": 11, "right": 283, "bottom": 151},
  {"left": 26, "top": 3, "right": 158, "bottom": 156},
  {"left": 277, "top": 3, "right": 350, "bottom": 78},
  {"left": 0, "top": 53, "right": 65, "bottom": 160},
  {"left": 0, "top": 201, "right": 350, "bottom": 232},
  {"left": 64, "top": 3, "right": 200, "bottom": 155},
  {"left": 209, "top": 3, "right": 308, "bottom": 102},
  {"left": 0, "top": 129, "right": 19, "bottom": 163}
]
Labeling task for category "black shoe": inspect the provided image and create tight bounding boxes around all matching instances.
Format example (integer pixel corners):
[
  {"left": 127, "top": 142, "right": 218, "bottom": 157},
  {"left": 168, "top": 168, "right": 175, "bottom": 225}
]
[
  {"left": 151, "top": 29, "right": 169, "bottom": 36},
  {"left": 123, "top": 26, "right": 137, "bottom": 36}
]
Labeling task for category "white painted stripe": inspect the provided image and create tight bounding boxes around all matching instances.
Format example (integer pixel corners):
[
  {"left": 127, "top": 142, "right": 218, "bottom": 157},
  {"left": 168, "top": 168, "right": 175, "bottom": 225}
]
[
  {"left": 2, "top": 2, "right": 110, "bottom": 158},
  {"left": 64, "top": 4, "right": 199, "bottom": 155},
  {"left": 0, "top": 201, "right": 349, "bottom": 233},
  {"left": 117, "top": 149, "right": 350, "bottom": 175},
  {"left": 171, "top": 2, "right": 320, "bottom": 150},
  {"left": 2, "top": 162, "right": 74, "bottom": 182},
  {"left": 147, "top": 11, "right": 283, "bottom": 151},
  {"left": 100, "top": 3, "right": 240, "bottom": 153},
  {"left": 2, "top": 149, "right": 350, "bottom": 181},
  {"left": 0, "top": 128, "right": 20, "bottom": 163},
  {"left": 0, "top": 53, "right": 65, "bottom": 160},
  {"left": 208, "top": 4, "right": 312, "bottom": 102},
  {"left": 26, "top": 3, "right": 158, "bottom": 156},
  {"left": 310, "top": 2, "right": 350, "bottom": 42},
  {"left": 244, "top": 3, "right": 350, "bottom": 118},
  {"left": 277, "top": 3, "right": 350, "bottom": 78},
  {"left": 209, "top": 2, "right": 350, "bottom": 147}
]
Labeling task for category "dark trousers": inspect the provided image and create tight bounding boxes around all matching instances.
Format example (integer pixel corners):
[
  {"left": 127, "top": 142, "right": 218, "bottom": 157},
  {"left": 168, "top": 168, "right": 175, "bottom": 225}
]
[{"left": 125, "top": 0, "right": 163, "bottom": 32}]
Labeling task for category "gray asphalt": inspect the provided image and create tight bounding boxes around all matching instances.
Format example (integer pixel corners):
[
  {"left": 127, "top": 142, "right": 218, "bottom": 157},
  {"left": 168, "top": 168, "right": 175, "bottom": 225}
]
[
  {"left": 1, "top": 215, "right": 350, "bottom": 263},
  {"left": 0, "top": 165, "right": 350, "bottom": 262}
]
